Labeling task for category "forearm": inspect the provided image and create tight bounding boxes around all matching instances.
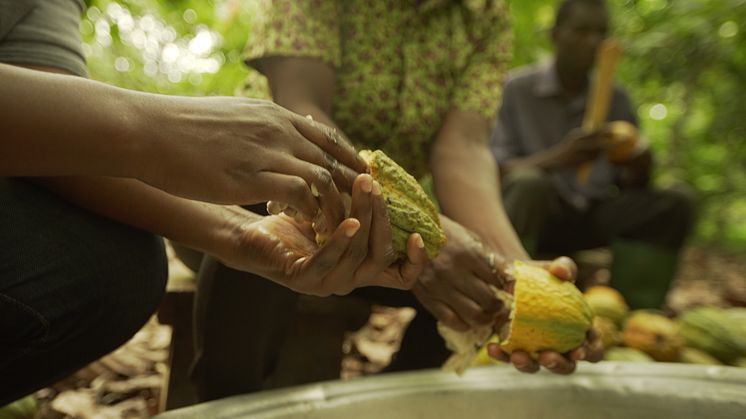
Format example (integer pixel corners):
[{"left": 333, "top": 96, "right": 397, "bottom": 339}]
[
  {"left": 33, "top": 177, "right": 257, "bottom": 259},
  {"left": 262, "top": 57, "right": 341, "bottom": 131},
  {"left": 501, "top": 148, "right": 566, "bottom": 176},
  {"left": 0, "top": 64, "right": 153, "bottom": 178},
  {"left": 431, "top": 129, "right": 528, "bottom": 260}
]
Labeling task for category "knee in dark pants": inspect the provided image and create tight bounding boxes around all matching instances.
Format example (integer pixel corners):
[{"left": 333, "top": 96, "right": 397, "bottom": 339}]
[
  {"left": 502, "top": 168, "right": 554, "bottom": 196},
  {"left": 501, "top": 169, "right": 556, "bottom": 241},
  {"left": 36, "top": 229, "right": 168, "bottom": 360},
  {"left": 0, "top": 228, "right": 167, "bottom": 403},
  {"left": 502, "top": 168, "right": 555, "bottom": 209},
  {"left": 652, "top": 187, "right": 696, "bottom": 248},
  {"left": 86, "top": 232, "right": 168, "bottom": 350}
]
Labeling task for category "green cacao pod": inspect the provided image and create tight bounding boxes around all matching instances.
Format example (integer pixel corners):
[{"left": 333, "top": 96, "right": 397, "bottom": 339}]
[
  {"left": 733, "top": 358, "right": 746, "bottom": 368},
  {"left": 583, "top": 285, "right": 629, "bottom": 326},
  {"left": 360, "top": 150, "right": 446, "bottom": 258},
  {"left": 726, "top": 308, "right": 746, "bottom": 335},
  {"left": 677, "top": 307, "right": 746, "bottom": 363},
  {"left": 0, "top": 395, "right": 37, "bottom": 419},
  {"left": 604, "top": 347, "right": 655, "bottom": 363},
  {"left": 678, "top": 347, "right": 723, "bottom": 365},
  {"left": 622, "top": 310, "right": 683, "bottom": 362}
]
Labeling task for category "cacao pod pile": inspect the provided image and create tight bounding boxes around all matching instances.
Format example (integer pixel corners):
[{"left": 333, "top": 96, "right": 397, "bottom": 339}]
[{"left": 592, "top": 287, "right": 746, "bottom": 367}]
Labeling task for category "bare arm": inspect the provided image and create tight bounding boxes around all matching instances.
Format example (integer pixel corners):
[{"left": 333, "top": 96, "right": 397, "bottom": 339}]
[
  {"left": 1, "top": 63, "right": 367, "bottom": 226},
  {"left": 37, "top": 174, "right": 425, "bottom": 295},
  {"left": 500, "top": 128, "right": 606, "bottom": 177},
  {"left": 501, "top": 126, "right": 652, "bottom": 190},
  {"left": 259, "top": 57, "right": 341, "bottom": 130},
  {"left": 36, "top": 176, "right": 249, "bottom": 258},
  {"left": 430, "top": 110, "right": 528, "bottom": 260},
  {"left": 1, "top": 63, "right": 143, "bottom": 178}
]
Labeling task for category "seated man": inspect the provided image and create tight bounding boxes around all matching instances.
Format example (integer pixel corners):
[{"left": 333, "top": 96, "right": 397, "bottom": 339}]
[{"left": 491, "top": 0, "right": 694, "bottom": 308}]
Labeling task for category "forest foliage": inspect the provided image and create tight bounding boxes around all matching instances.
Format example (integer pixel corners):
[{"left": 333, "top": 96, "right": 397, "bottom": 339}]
[{"left": 81, "top": 0, "right": 746, "bottom": 250}]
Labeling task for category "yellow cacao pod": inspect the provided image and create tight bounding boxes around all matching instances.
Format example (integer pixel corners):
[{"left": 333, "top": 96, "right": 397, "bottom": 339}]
[
  {"left": 622, "top": 310, "right": 683, "bottom": 362},
  {"left": 470, "top": 335, "right": 503, "bottom": 367},
  {"left": 583, "top": 285, "right": 629, "bottom": 326},
  {"left": 593, "top": 315, "right": 622, "bottom": 349},
  {"left": 498, "top": 262, "right": 593, "bottom": 356}
]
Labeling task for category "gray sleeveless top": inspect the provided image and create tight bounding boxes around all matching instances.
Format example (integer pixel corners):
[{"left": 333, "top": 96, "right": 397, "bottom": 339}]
[{"left": 0, "top": 0, "right": 87, "bottom": 76}]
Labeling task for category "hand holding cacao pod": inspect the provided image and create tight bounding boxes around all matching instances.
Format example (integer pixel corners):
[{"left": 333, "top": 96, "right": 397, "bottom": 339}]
[{"left": 224, "top": 173, "right": 429, "bottom": 296}]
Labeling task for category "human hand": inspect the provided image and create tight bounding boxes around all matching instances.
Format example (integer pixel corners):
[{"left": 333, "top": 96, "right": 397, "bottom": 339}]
[
  {"left": 216, "top": 174, "right": 428, "bottom": 296},
  {"left": 412, "top": 216, "right": 505, "bottom": 331},
  {"left": 139, "top": 96, "right": 367, "bottom": 234},
  {"left": 487, "top": 257, "right": 604, "bottom": 374},
  {"left": 547, "top": 128, "right": 609, "bottom": 168}
]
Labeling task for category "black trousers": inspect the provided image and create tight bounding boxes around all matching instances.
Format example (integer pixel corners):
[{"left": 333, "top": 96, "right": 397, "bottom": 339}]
[
  {"left": 0, "top": 179, "right": 167, "bottom": 404},
  {"left": 501, "top": 168, "right": 695, "bottom": 308},
  {"left": 502, "top": 169, "right": 693, "bottom": 252}
]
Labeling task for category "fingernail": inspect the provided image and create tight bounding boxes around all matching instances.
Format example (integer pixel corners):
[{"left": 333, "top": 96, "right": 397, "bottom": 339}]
[
  {"left": 266, "top": 201, "right": 286, "bottom": 215},
  {"left": 546, "top": 362, "right": 557, "bottom": 369},
  {"left": 371, "top": 181, "right": 382, "bottom": 196},
  {"left": 311, "top": 183, "right": 320, "bottom": 198},
  {"left": 415, "top": 234, "right": 425, "bottom": 249},
  {"left": 577, "top": 348, "right": 587, "bottom": 360},
  {"left": 345, "top": 219, "right": 360, "bottom": 237},
  {"left": 361, "top": 176, "right": 373, "bottom": 194}
]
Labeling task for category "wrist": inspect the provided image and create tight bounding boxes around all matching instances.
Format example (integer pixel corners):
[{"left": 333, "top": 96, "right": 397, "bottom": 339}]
[
  {"left": 534, "top": 148, "right": 565, "bottom": 170},
  {"left": 484, "top": 237, "right": 529, "bottom": 262},
  {"left": 122, "top": 91, "right": 173, "bottom": 184},
  {"left": 207, "top": 206, "right": 264, "bottom": 268}
]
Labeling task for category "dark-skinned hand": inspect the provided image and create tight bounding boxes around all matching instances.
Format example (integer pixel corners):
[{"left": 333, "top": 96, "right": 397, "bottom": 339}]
[
  {"left": 487, "top": 257, "right": 605, "bottom": 374},
  {"left": 217, "top": 174, "right": 428, "bottom": 296},
  {"left": 140, "top": 97, "right": 367, "bottom": 235},
  {"left": 412, "top": 216, "right": 505, "bottom": 331}
]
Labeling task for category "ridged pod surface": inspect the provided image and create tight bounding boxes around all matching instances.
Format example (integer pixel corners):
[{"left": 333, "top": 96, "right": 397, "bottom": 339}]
[
  {"left": 499, "top": 262, "right": 593, "bottom": 355},
  {"left": 677, "top": 307, "right": 746, "bottom": 363},
  {"left": 360, "top": 150, "right": 445, "bottom": 258}
]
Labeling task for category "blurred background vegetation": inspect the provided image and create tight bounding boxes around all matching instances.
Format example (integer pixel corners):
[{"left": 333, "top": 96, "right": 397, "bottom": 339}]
[{"left": 81, "top": 0, "right": 746, "bottom": 251}]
